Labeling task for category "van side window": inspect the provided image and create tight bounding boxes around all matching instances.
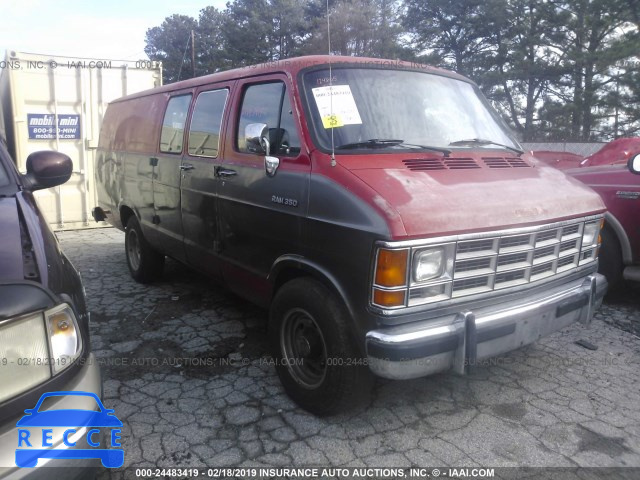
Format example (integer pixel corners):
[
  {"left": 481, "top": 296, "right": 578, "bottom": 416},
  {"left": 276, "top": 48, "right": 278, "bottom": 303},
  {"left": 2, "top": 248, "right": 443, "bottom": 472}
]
[
  {"left": 237, "top": 82, "right": 301, "bottom": 156},
  {"left": 188, "top": 89, "right": 228, "bottom": 157},
  {"left": 160, "top": 95, "right": 191, "bottom": 154}
]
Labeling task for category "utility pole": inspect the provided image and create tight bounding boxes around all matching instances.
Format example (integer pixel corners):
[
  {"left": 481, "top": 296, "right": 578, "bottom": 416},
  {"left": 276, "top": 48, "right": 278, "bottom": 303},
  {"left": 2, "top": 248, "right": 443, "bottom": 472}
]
[{"left": 191, "top": 29, "right": 196, "bottom": 78}]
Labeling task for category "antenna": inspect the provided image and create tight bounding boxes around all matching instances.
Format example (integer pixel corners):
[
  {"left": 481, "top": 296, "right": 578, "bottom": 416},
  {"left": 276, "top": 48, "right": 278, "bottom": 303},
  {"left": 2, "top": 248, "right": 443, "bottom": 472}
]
[
  {"left": 327, "top": 0, "right": 336, "bottom": 167},
  {"left": 177, "top": 33, "right": 191, "bottom": 81}
]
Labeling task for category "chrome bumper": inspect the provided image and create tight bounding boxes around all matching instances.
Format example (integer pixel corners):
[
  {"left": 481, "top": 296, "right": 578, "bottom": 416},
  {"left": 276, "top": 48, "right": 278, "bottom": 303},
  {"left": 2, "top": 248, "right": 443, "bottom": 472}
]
[{"left": 366, "top": 274, "right": 607, "bottom": 380}]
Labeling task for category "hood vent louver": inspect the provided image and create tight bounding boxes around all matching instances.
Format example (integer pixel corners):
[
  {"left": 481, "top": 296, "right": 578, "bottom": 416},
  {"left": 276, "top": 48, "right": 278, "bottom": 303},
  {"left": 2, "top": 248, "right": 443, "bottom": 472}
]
[
  {"left": 403, "top": 158, "right": 480, "bottom": 171},
  {"left": 483, "top": 157, "right": 531, "bottom": 168},
  {"left": 403, "top": 156, "right": 531, "bottom": 171}
]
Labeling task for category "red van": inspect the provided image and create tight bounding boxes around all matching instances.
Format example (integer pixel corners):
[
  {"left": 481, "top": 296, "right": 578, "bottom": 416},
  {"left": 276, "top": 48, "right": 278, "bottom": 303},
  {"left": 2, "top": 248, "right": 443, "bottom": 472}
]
[{"left": 93, "top": 56, "right": 607, "bottom": 415}]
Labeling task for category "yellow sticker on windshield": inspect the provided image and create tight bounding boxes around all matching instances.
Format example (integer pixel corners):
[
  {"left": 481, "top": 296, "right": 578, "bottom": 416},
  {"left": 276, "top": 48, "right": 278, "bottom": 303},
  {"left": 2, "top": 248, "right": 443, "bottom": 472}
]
[{"left": 322, "top": 114, "right": 344, "bottom": 129}]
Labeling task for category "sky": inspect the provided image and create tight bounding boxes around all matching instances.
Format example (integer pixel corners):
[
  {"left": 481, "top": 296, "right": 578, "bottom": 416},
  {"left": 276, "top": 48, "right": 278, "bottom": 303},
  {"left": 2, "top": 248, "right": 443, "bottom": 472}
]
[{"left": 0, "top": 0, "right": 229, "bottom": 61}]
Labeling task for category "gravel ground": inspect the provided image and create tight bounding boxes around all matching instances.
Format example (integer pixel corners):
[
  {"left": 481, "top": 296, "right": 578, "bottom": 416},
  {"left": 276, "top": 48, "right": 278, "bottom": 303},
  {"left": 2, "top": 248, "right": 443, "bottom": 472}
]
[{"left": 56, "top": 227, "right": 640, "bottom": 478}]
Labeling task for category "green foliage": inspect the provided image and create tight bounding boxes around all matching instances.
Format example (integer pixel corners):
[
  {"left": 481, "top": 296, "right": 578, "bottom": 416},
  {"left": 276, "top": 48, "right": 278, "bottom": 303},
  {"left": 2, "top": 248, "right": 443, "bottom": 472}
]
[
  {"left": 144, "top": 15, "right": 198, "bottom": 83},
  {"left": 143, "top": 0, "right": 640, "bottom": 141}
]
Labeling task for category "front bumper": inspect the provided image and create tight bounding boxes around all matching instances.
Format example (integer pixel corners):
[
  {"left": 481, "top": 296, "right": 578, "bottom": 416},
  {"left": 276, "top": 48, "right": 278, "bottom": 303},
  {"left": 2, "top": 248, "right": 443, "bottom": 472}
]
[
  {"left": 366, "top": 274, "right": 607, "bottom": 380},
  {"left": 0, "top": 354, "right": 103, "bottom": 479}
]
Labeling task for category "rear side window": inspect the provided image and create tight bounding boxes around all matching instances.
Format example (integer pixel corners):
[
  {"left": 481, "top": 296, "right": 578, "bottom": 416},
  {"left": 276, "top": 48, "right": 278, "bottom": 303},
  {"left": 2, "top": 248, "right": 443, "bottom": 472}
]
[
  {"left": 188, "top": 89, "right": 228, "bottom": 157},
  {"left": 237, "top": 82, "right": 300, "bottom": 156},
  {"left": 160, "top": 95, "right": 191, "bottom": 154}
]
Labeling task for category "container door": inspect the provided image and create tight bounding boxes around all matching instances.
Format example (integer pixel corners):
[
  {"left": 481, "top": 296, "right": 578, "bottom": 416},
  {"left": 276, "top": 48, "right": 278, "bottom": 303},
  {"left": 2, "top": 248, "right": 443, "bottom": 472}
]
[
  {"left": 180, "top": 86, "right": 231, "bottom": 280},
  {"left": 155, "top": 93, "right": 192, "bottom": 261},
  {"left": 218, "top": 77, "right": 310, "bottom": 301}
]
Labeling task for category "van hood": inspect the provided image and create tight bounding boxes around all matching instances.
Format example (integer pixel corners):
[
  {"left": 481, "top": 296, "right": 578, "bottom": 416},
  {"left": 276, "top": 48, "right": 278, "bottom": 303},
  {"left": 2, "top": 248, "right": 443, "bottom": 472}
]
[{"left": 341, "top": 153, "right": 606, "bottom": 238}]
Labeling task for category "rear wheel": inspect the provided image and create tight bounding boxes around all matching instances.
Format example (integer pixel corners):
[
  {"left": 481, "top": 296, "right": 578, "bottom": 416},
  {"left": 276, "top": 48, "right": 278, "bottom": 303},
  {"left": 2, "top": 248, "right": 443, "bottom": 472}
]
[
  {"left": 125, "top": 216, "right": 164, "bottom": 283},
  {"left": 269, "top": 278, "right": 373, "bottom": 416},
  {"left": 598, "top": 227, "right": 624, "bottom": 294}
]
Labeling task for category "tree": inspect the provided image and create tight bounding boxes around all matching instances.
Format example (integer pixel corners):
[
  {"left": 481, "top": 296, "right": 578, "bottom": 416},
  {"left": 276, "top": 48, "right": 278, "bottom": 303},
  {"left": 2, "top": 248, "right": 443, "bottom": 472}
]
[
  {"left": 145, "top": 14, "right": 198, "bottom": 83},
  {"left": 197, "top": 7, "right": 228, "bottom": 74},
  {"left": 304, "top": 0, "right": 410, "bottom": 58},
  {"left": 559, "top": 0, "right": 639, "bottom": 140}
]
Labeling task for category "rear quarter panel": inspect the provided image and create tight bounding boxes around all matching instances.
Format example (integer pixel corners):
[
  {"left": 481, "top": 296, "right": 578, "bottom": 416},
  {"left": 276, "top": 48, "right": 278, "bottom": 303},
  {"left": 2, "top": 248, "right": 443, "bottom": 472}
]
[{"left": 96, "top": 94, "right": 165, "bottom": 230}]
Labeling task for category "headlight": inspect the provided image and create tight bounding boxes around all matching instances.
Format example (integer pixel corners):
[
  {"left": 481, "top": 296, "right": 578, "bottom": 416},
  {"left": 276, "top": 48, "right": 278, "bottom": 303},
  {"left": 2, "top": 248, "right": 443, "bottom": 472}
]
[
  {"left": 582, "top": 221, "right": 600, "bottom": 246},
  {"left": 413, "top": 248, "right": 444, "bottom": 282},
  {"left": 0, "top": 313, "right": 51, "bottom": 403},
  {"left": 45, "top": 304, "right": 82, "bottom": 374},
  {"left": 0, "top": 304, "right": 82, "bottom": 403}
]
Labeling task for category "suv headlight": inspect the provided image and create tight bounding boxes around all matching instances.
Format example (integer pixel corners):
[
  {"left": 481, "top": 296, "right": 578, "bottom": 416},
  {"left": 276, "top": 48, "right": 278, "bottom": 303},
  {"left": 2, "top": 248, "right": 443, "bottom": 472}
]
[
  {"left": 45, "top": 304, "right": 83, "bottom": 374},
  {"left": 0, "top": 304, "right": 82, "bottom": 403}
]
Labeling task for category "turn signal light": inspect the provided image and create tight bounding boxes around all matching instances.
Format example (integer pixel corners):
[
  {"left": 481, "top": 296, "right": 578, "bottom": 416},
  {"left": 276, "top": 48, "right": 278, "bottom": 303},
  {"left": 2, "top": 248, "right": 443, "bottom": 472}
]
[
  {"left": 374, "top": 249, "right": 408, "bottom": 287},
  {"left": 373, "top": 289, "right": 406, "bottom": 308}
]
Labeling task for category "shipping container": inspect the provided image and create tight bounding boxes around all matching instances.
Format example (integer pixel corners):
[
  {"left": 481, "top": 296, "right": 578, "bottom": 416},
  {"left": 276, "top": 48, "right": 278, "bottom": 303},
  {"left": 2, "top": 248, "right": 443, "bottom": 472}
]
[{"left": 0, "top": 50, "right": 162, "bottom": 229}]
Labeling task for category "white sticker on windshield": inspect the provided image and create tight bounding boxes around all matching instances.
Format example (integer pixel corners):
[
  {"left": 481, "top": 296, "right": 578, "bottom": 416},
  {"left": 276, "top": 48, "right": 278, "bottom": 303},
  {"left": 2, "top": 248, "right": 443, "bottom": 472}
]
[{"left": 312, "top": 85, "right": 362, "bottom": 128}]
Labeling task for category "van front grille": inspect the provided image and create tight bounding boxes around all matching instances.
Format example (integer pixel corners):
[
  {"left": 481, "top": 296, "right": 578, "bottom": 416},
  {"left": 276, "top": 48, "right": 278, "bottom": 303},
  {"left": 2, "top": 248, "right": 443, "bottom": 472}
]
[{"left": 451, "top": 220, "right": 595, "bottom": 297}]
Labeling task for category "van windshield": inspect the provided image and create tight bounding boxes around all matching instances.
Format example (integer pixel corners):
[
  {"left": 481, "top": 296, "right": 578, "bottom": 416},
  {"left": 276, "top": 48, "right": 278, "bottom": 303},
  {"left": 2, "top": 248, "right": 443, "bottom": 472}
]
[{"left": 302, "top": 68, "right": 520, "bottom": 154}]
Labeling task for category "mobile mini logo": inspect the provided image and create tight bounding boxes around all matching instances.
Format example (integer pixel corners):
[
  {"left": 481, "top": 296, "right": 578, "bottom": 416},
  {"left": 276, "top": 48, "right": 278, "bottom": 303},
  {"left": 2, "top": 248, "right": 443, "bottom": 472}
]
[{"left": 15, "top": 391, "right": 124, "bottom": 468}]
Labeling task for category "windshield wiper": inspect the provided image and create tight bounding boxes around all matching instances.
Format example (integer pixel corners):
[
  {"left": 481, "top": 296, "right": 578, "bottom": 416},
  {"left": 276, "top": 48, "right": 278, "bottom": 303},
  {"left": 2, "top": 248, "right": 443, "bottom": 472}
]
[
  {"left": 449, "top": 138, "right": 524, "bottom": 155},
  {"left": 336, "top": 139, "right": 405, "bottom": 149},
  {"left": 336, "top": 139, "right": 451, "bottom": 155}
]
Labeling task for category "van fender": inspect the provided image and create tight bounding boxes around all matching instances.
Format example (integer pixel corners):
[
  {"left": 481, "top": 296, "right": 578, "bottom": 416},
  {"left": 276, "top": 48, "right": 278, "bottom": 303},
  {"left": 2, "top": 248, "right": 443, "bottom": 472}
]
[
  {"left": 605, "top": 212, "right": 632, "bottom": 264},
  {"left": 268, "top": 255, "right": 357, "bottom": 321},
  {"left": 116, "top": 202, "right": 139, "bottom": 231}
]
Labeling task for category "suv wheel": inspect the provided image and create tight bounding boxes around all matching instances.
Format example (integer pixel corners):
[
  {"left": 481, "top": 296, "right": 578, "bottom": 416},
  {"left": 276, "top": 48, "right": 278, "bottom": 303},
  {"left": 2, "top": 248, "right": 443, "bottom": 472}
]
[
  {"left": 269, "top": 278, "right": 373, "bottom": 416},
  {"left": 125, "top": 216, "right": 164, "bottom": 283}
]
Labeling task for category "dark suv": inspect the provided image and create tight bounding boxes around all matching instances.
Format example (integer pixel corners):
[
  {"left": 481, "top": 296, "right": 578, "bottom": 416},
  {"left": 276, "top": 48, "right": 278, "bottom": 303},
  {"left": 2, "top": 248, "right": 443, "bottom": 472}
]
[{"left": 0, "top": 138, "right": 102, "bottom": 477}]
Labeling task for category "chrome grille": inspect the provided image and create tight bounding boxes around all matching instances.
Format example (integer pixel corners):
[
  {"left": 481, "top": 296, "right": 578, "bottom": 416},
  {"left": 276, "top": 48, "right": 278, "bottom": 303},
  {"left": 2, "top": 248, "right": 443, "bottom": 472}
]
[
  {"left": 373, "top": 216, "right": 602, "bottom": 310},
  {"left": 451, "top": 219, "right": 594, "bottom": 298}
]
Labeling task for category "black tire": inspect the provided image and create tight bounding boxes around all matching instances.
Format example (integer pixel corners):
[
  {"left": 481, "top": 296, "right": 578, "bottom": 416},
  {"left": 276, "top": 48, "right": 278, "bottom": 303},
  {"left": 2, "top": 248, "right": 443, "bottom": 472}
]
[
  {"left": 598, "top": 227, "right": 624, "bottom": 293},
  {"left": 125, "top": 216, "right": 165, "bottom": 283},
  {"left": 269, "top": 278, "right": 373, "bottom": 416}
]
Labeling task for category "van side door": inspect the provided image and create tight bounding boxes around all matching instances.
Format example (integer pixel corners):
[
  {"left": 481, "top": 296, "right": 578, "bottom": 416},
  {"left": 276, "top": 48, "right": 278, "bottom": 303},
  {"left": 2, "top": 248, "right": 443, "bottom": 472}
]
[
  {"left": 218, "top": 77, "right": 310, "bottom": 304},
  {"left": 155, "top": 92, "right": 193, "bottom": 261},
  {"left": 180, "top": 85, "right": 232, "bottom": 279}
]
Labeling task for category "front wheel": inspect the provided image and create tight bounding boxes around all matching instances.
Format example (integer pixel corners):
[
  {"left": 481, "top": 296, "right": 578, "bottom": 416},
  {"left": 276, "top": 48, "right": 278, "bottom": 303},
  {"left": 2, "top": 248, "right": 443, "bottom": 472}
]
[
  {"left": 269, "top": 278, "right": 373, "bottom": 416},
  {"left": 125, "top": 216, "right": 164, "bottom": 283}
]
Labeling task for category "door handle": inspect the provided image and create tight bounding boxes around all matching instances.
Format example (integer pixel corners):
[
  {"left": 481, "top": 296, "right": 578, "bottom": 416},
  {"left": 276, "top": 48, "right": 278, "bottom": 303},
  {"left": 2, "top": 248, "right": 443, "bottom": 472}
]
[
  {"left": 215, "top": 167, "right": 237, "bottom": 178},
  {"left": 179, "top": 163, "right": 195, "bottom": 171}
]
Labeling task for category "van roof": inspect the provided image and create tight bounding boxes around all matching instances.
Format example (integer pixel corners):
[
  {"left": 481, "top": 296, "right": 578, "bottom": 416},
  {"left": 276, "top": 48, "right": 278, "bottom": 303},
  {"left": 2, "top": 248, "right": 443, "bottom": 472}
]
[{"left": 112, "top": 55, "right": 470, "bottom": 103}]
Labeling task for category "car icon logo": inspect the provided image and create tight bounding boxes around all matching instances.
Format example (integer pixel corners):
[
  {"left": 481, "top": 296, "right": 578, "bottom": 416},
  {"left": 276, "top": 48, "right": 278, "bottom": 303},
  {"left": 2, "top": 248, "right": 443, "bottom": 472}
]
[{"left": 15, "top": 391, "right": 124, "bottom": 468}]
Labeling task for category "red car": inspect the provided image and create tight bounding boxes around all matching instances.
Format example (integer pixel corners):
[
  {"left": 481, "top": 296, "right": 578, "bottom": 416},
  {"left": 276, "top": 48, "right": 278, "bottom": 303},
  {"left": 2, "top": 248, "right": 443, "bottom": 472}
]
[{"left": 535, "top": 139, "right": 640, "bottom": 290}]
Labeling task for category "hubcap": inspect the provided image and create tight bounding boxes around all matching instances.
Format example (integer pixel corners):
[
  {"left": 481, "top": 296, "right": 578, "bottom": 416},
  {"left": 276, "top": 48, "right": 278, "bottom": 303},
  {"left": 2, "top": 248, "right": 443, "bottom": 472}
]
[
  {"left": 280, "top": 308, "right": 327, "bottom": 389},
  {"left": 126, "top": 229, "right": 141, "bottom": 271}
]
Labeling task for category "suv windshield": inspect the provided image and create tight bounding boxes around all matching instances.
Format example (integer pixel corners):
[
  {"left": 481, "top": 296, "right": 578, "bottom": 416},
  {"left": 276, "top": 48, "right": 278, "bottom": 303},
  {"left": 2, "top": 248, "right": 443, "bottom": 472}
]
[{"left": 302, "top": 68, "right": 520, "bottom": 153}]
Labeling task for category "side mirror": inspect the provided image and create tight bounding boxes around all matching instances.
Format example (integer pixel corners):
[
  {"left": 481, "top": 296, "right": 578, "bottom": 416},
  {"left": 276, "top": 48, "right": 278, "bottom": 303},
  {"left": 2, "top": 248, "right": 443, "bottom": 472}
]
[
  {"left": 24, "top": 151, "right": 73, "bottom": 191},
  {"left": 244, "top": 123, "right": 280, "bottom": 177},
  {"left": 629, "top": 153, "right": 640, "bottom": 175},
  {"left": 245, "top": 123, "right": 269, "bottom": 155}
]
